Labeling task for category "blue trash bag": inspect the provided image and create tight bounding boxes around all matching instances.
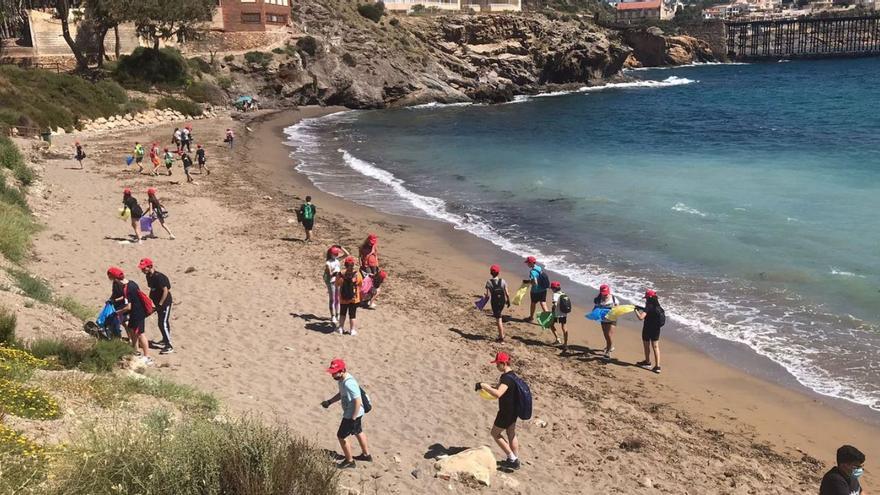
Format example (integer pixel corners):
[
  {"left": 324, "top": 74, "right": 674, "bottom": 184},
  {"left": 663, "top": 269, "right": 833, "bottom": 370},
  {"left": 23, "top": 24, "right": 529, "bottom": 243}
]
[
  {"left": 586, "top": 307, "right": 611, "bottom": 321},
  {"left": 125, "top": 155, "right": 134, "bottom": 166}
]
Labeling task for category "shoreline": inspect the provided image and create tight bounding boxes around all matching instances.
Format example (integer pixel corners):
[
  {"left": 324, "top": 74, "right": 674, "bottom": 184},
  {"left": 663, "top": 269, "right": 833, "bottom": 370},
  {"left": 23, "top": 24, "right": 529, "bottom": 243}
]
[
  {"left": 251, "top": 108, "right": 880, "bottom": 482},
  {"left": 27, "top": 106, "right": 878, "bottom": 493}
]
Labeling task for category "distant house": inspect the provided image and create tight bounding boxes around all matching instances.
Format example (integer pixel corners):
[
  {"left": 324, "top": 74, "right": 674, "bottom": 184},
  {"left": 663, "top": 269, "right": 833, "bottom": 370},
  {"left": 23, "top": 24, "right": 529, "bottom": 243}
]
[
  {"left": 459, "top": 0, "right": 522, "bottom": 11},
  {"left": 384, "top": 0, "right": 462, "bottom": 11},
  {"left": 214, "top": 0, "right": 291, "bottom": 32},
  {"left": 615, "top": 0, "right": 673, "bottom": 20}
]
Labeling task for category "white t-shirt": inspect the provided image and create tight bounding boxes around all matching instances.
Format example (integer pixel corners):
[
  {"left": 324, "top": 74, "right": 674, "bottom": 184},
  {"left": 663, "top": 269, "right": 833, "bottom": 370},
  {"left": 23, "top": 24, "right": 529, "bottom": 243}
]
[
  {"left": 324, "top": 258, "right": 341, "bottom": 284},
  {"left": 552, "top": 291, "right": 564, "bottom": 317}
]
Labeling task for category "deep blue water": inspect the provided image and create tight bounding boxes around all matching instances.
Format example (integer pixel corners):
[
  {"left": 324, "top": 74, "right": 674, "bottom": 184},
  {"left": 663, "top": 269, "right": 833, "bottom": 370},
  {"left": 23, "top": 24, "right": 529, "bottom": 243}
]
[{"left": 285, "top": 58, "right": 880, "bottom": 412}]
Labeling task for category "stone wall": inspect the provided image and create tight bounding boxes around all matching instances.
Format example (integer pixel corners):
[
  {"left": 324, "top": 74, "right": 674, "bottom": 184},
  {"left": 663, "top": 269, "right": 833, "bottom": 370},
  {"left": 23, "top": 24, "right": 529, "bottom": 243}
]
[
  {"left": 182, "top": 30, "right": 289, "bottom": 55},
  {"left": 53, "top": 107, "right": 227, "bottom": 136}
]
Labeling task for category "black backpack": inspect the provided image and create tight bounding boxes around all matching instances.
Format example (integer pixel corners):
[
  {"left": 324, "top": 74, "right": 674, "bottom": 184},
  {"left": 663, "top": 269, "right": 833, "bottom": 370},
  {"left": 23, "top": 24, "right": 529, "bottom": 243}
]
[
  {"left": 656, "top": 304, "right": 667, "bottom": 327},
  {"left": 536, "top": 268, "right": 550, "bottom": 290},
  {"left": 489, "top": 279, "right": 506, "bottom": 307},
  {"left": 509, "top": 373, "right": 532, "bottom": 420},
  {"left": 340, "top": 273, "right": 357, "bottom": 300},
  {"left": 361, "top": 387, "right": 372, "bottom": 414},
  {"left": 558, "top": 293, "right": 572, "bottom": 314}
]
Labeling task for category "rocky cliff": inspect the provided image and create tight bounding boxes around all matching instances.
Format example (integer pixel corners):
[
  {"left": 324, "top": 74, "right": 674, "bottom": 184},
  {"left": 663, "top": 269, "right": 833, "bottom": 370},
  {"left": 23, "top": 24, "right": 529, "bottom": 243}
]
[
  {"left": 230, "top": 1, "right": 631, "bottom": 108},
  {"left": 622, "top": 26, "right": 717, "bottom": 68}
]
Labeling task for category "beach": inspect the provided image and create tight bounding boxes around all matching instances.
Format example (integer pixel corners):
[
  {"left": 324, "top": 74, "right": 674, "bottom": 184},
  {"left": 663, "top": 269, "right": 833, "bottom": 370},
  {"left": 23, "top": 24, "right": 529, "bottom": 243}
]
[{"left": 23, "top": 107, "right": 879, "bottom": 494}]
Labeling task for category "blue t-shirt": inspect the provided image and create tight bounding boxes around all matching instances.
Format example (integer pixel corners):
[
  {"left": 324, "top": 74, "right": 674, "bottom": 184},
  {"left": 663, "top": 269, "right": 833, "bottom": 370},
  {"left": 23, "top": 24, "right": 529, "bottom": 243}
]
[
  {"left": 339, "top": 375, "right": 364, "bottom": 419},
  {"left": 529, "top": 266, "right": 543, "bottom": 293}
]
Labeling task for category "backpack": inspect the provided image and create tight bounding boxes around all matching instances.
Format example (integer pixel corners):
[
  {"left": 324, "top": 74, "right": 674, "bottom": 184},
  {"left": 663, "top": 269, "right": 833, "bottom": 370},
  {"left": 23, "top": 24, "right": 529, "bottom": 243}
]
[
  {"left": 509, "top": 373, "right": 532, "bottom": 420},
  {"left": 489, "top": 279, "right": 506, "bottom": 307},
  {"left": 558, "top": 292, "right": 572, "bottom": 314},
  {"left": 340, "top": 272, "right": 357, "bottom": 300},
  {"left": 656, "top": 304, "right": 667, "bottom": 327},
  {"left": 361, "top": 387, "right": 372, "bottom": 414},
  {"left": 123, "top": 283, "right": 155, "bottom": 316},
  {"left": 536, "top": 268, "right": 550, "bottom": 290},
  {"left": 302, "top": 204, "right": 315, "bottom": 221}
]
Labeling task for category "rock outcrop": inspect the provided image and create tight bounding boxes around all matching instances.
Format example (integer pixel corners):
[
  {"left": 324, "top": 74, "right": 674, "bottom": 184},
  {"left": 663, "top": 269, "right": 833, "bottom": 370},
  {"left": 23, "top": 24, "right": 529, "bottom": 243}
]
[
  {"left": 623, "top": 26, "right": 716, "bottom": 68},
  {"left": 434, "top": 446, "right": 497, "bottom": 486},
  {"left": 233, "top": 7, "right": 631, "bottom": 108}
]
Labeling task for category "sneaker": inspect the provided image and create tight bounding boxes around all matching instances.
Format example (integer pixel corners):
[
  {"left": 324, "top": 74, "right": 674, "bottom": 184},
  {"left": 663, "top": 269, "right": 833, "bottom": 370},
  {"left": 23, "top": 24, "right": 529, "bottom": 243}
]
[
  {"left": 160, "top": 347, "right": 174, "bottom": 355},
  {"left": 652, "top": 366, "right": 662, "bottom": 374},
  {"left": 142, "top": 356, "right": 155, "bottom": 366},
  {"left": 337, "top": 327, "right": 344, "bottom": 335},
  {"left": 636, "top": 360, "right": 651, "bottom": 368},
  {"left": 368, "top": 302, "right": 376, "bottom": 309},
  {"left": 349, "top": 329, "right": 358, "bottom": 336},
  {"left": 337, "top": 460, "right": 356, "bottom": 469},
  {"left": 169, "top": 235, "right": 176, "bottom": 240},
  {"left": 499, "top": 458, "right": 521, "bottom": 470},
  {"left": 331, "top": 316, "right": 338, "bottom": 325},
  {"left": 353, "top": 454, "right": 373, "bottom": 462}
]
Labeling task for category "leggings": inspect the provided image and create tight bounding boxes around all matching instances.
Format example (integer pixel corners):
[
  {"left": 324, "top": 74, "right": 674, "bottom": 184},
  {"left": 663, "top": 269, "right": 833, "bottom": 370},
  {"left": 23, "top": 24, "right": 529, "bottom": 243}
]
[
  {"left": 326, "top": 280, "right": 339, "bottom": 319},
  {"left": 157, "top": 304, "right": 172, "bottom": 347}
]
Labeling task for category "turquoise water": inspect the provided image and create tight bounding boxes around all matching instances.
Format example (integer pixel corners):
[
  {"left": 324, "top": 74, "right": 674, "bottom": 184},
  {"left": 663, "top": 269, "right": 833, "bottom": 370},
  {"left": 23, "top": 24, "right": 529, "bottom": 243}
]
[{"left": 285, "top": 58, "right": 880, "bottom": 411}]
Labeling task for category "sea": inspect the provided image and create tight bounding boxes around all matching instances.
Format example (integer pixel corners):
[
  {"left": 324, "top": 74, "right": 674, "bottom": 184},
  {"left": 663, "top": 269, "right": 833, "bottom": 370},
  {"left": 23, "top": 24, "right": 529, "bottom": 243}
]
[{"left": 284, "top": 58, "right": 880, "bottom": 414}]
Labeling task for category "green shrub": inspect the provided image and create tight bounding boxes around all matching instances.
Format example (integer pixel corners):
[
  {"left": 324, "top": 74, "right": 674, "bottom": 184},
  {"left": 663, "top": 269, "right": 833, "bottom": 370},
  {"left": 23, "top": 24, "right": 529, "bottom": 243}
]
[
  {"left": 122, "top": 98, "right": 149, "bottom": 115},
  {"left": 0, "top": 201, "right": 35, "bottom": 262},
  {"left": 216, "top": 75, "right": 233, "bottom": 90},
  {"left": 49, "top": 417, "right": 339, "bottom": 495},
  {"left": 155, "top": 96, "right": 203, "bottom": 117},
  {"left": 185, "top": 81, "right": 226, "bottom": 105},
  {"left": 358, "top": 1, "right": 386, "bottom": 22},
  {"left": 29, "top": 338, "right": 132, "bottom": 373},
  {"left": 223, "top": 54, "right": 235, "bottom": 62},
  {"left": 297, "top": 36, "right": 319, "bottom": 57},
  {"left": 188, "top": 56, "right": 213, "bottom": 75},
  {"left": 55, "top": 296, "right": 93, "bottom": 321},
  {"left": 114, "top": 47, "right": 190, "bottom": 89},
  {"left": 7, "top": 268, "right": 51, "bottom": 303},
  {"left": 271, "top": 47, "right": 284, "bottom": 54},
  {"left": 0, "top": 306, "right": 15, "bottom": 345},
  {"left": 0, "top": 135, "right": 35, "bottom": 187},
  {"left": 79, "top": 339, "right": 133, "bottom": 373},
  {"left": 244, "top": 51, "right": 273, "bottom": 67}
]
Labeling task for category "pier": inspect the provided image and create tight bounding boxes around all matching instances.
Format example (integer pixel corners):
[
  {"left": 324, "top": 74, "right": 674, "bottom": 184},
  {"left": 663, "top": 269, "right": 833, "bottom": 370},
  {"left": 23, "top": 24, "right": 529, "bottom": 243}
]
[{"left": 726, "top": 15, "right": 880, "bottom": 60}]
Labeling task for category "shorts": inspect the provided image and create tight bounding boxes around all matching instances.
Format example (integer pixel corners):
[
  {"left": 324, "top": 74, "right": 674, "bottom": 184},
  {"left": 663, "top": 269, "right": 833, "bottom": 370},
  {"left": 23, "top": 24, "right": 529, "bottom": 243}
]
[
  {"left": 135, "top": 156, "right": 143, "bottom": 164},
  {"left": 642, "top": 326, "right": 661, "bottom": 342},
  {"left": 302, "top": 219, "right": 314, "bottom": 230},
  {"left": 340, "top": 303, "right": 358, "bottom": 319},
  {"left": 494, "top": 410, "right": 517, "bottom": 429},
  {"left": 128, "top": 318, "right": 145, "bottom": 336},
  {"left": 556, "top": 316, "right": 567, "bottom": 324},
  {"left": 337, "top": 417, "right": 363, "bottom": 438},
  {"left": 530, "top": 290, "right": 547, "bottom": 304},
  {"left": 491, "top": 302, "right": 504, "bottom": 319}
]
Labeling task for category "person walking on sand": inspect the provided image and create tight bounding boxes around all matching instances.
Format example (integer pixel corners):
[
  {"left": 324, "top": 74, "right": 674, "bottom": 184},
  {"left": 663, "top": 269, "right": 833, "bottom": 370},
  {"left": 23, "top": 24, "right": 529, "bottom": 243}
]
[
  {"left": 182, "top": 126, "right": 192, "bottom": 153},
  {"left": 358, "top": 234, "right": 379, "bottom": 275},
  {"left": 144, "top": 188, "right": 175, "bottom": 240},
  {"left": 820, "top": 445, "right": 865, "bottom": 495},
  {"left": 122, "top": 188, "right": 144, "bottom": 243},
  {"left": 550, "top": 281, "right": 572, "bottom": 351},
  {"left": 336, "top": 257, "right": 363, "bottom": 335},
  {"left": 224, "top": 128, "right": 234, "bottom": 149},
  {"left": 635, "top": 289, "right": 665, "bottom": 373},
  {"left": 133, "top": 142, "right": 146, "bottom": 174},
  {"left": 523, "top": 256, "right": 549, "bottom": 322},
  {"left": 74, "top": 141, "right": 86, "bottom": 169},
  {"left": 107, "top": 267, "right": 152, "bottom": 364},
  {"left": 478, "top": 352, "right": 523, "bottom": 470},
  {"left": 324, "top": 245, "right": 349, "bottom": 324},
  {"left": 195, "top": 144, "right": 209, "bottom": 175},
  {"left": 298, "top": 196, "right": 316, "bottom": 242},
  {"left": 594, "top": 284, "right": 619, "bottom": 359},
  {"left": 181, "top": 151, "right": 194, "bottom": 183},
  {"left": 321, "top": 358, "right": 372, "bottom": 469},
  {"left": 149, "top": 142, "right": 161, "bottom": 176},
  {"left": 163, "top": 147, "right": 174, "bottom": 176},
  {"left": 172, "top": 127, "right": 181, "bottom": 150},
  {"left": 139, "top": 258, "right": 174, "bottom": 355},
  {"left": 485, "top": 265, "right": 511, "bottom": 342}
]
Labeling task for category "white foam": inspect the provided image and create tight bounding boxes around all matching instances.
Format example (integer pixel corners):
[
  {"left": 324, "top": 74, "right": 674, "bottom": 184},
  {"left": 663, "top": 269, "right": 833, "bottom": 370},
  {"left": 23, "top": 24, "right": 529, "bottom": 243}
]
[
  {"left": 671, "top": 202, "right": 708, "bottom": 217},
  {"left": 510, "top": 76, "right": 697, "bottom": 103},
  {"left": 830, "top": 268, "right": 866, "bottom": 278},
  {"left": 408, "top": 101, "right": 474, "bottom": 109},
  {"left": 624, "top": 61, "right": 750, "bottom": 72}
]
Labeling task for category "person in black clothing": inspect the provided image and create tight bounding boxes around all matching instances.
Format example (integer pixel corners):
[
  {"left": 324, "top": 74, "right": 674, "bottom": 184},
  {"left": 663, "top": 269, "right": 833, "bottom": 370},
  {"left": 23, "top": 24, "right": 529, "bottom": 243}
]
[
  {"left": 122, "top": 188, "right": 144, "bottom": 243},
  {"left": 74, "top": 141, "right": 86, "bottom": 169},
  {"left": 478, "top": 352, "right": 521, "bottom": 470},
  {"left": 107, "top": 266, "right": 152, "bottom": 364},
  {"left": 195, "top": 144, "right": 209, "bottom": 175},
  {"left": 144, "top": 188, "right": 175, "bottom": 239},
  {"left": 298, "top": 196, "right": 316, "bottom": 242},
  {"left": 181, "top": 151, "right": 194, "bottom": 184},
  {"left": 820, "top": 445, "right": 865, "bottom": 495},
  {"left": 635, "top": 289, "right": 663, "bottom": 374},
  {"left": 139, "top": 258, "right": 174, "bottom": 355}
]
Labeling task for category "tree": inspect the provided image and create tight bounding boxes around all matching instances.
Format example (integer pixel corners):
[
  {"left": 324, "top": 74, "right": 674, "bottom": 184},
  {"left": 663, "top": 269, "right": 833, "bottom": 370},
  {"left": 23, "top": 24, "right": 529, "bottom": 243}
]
[
  {"left": 54, "top": 0, "right": 89, "bottom": 71},
  {"left": 121, "top": 0, "right": 215, "bottom": 51},
  {"left": 83, "top": 0, "right": 127, "bottom": 66}
]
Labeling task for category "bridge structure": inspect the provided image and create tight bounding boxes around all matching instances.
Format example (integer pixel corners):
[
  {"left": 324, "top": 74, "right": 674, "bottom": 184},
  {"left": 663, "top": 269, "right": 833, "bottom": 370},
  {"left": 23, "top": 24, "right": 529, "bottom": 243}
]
[{"left": 726, "top": 14, "right": 880, "bottom": 60}]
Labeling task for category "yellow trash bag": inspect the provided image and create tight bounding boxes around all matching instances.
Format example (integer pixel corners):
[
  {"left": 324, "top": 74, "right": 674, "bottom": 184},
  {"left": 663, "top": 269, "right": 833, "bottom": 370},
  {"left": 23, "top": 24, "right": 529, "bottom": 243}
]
[
  {"left": 511, "top": 283, "right": 529, "bottom": 306},
  {"left": 605, "top": 305, "right": 635, "bottom": 321},
  {"left": 118, "top": 207, "right": 131, "bottom": 220}
]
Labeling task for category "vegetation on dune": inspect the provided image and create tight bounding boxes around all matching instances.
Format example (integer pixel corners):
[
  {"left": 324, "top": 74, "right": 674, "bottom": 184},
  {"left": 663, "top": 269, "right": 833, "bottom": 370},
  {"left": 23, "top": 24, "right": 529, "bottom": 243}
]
[
  {"left": 156, "top": 96, "right": 204, "bottom": 116},
  {"left": 28, "top": 338, "right": 133, "bottom": 373},
  {"left": 0, "top": 136, "right": 37, "bottom": 262},
  {"left": 114, "top": 47, "right": 191, "bottom": 89}
]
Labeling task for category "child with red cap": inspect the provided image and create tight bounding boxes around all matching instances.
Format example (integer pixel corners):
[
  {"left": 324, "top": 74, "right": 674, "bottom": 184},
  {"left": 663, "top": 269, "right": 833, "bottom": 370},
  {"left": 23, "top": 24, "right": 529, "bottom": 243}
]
[
  {"left": 195, "top": 144, "right": 209, "bottom": 175},
  {"left": 358, "top": 234, "right": 379, "bottom": 275},
  {"left": 484, "top": 264, "right": 510, "bottom": 342},
  {"left": 335, "top": 257, "right": 363, "bottom": 335},
  {"left": 107, "top": 267, "right": 152, "bottom": 364},
  {"left": 323, "top": 245, "right": 350, "bottom": 324},
  {"left": 594, "top": 284, "right": 619, "bottom": 359},
  {"left": 139, "top": 258, "right": 174, "bottom": 355},
  {"left": 122, "top": 188, "right": 144, "bottom": 243},
  {"left": 149, "top": 142, "right": 161, "bottom": 176},
  {"left": 523, "top": 256, "right": 549, "bottom": 323},
  {"left": 144, "top": 188, "right": 175, "bottom": 239},
  {"left": 74, "top": 141, "right": 85, "bottom": 169},
  {"left": 550, "top": 281, "right": 572, "bottom": 351},
  {"left": 363, "top": 270, "right": 387, "bottom": 309},
  {"left": 635, "top": 289, "right": 664, "bottom": 373},
  {"left": 321, "top": 358, "right": 372, "bottom": 468},
  {"left": 163, "top": 147, "right": 174, "bottom": 176},
  {"left": 478, "top": 352, "right": 525, "bottom": 470}
]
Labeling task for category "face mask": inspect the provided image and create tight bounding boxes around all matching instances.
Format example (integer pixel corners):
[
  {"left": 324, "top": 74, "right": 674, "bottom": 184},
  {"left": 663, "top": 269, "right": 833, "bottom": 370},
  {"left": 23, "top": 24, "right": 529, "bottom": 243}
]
[{"left": 852, "top": 467, "right": 864, "bottom": 479}]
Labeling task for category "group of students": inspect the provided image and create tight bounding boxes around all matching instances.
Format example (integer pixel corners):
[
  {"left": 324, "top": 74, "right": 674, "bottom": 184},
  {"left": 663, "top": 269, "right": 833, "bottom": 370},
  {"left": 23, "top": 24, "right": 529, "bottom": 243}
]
[
  {"left": 105, "top": 258, "right": 175, "bottom": 363},
  {"left": 482, "top": 256, "right": 665, "bottom": 373},
  {"left": 121, "top": 187, "right": 175, "bottom": 243},
  {"left": 321, "top": 234, "right": 387, "bottom": 335}
]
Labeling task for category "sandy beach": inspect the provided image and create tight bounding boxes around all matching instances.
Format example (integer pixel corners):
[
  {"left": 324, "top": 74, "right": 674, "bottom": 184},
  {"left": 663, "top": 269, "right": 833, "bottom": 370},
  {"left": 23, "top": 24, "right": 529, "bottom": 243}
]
[{"left": 22, "top": 107, "right": 879, "bottom": 494}]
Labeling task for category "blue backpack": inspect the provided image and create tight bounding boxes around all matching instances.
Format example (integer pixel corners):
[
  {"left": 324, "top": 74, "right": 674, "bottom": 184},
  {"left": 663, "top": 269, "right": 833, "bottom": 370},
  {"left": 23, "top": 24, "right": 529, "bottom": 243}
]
[
  {"left": 509, "top": 373, "right": 532, "bottom": 420},
  {"left": 536, "top": 268, "right": 550, "bottom": 290}
]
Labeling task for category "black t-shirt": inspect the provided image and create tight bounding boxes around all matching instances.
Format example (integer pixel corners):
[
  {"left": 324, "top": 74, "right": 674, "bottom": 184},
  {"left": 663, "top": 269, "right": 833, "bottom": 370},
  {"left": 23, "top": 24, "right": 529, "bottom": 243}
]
[
  {"left": 111, "top": 282, "right": 126, "bottom": 310},
  {"left": 146, "top": 271, "right": 172, "bottom": 306},
  {"left": 642, "top": 301, "right": 662, "bottom": 332},
  {"left": 123, "top": 196, "right": 143, "bottom": 218},
  {"left": 820, "top": 467, "right": 861, "bottom": 495},
  {"left": 196, "top": 148, "right": 206, "bottom": 163},
  {"left": 182, "top": 155, "right": 193, "bottom": 168},
  {"left": 498, "top": 371, "right": 519, "bottom": 416},
  {"left": 124, "top": 280, "right": 147, "bottom": 321}
]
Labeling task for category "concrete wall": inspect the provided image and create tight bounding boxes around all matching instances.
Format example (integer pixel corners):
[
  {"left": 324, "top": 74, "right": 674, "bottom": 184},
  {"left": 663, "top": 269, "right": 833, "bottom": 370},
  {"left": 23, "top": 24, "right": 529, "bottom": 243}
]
[
  {"left": 679, "top": 20, "right": 728, "bottom": 60},
  {"left": 219, "top": 0, "right": 291, "bottom": 32},
  {"left": 28, "top": 10, "right": 140, "bottom": 58}
]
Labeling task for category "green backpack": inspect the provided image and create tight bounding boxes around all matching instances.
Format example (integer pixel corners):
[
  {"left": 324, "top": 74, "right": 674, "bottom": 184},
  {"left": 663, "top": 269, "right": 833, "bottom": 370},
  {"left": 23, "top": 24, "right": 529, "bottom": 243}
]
[{"left": 302, "top": 204, "right": 315, "bottom": 221}]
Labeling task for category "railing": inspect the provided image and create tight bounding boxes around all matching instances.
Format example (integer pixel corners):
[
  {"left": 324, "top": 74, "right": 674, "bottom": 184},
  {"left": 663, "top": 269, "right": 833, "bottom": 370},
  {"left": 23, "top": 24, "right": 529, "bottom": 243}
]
[{"left": 726, "top": 14, "right": 880, "bottom": 59}]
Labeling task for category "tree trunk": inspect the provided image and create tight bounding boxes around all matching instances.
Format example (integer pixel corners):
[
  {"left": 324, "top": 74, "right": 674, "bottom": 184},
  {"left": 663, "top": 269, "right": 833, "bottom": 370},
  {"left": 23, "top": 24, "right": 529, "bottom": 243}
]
[
  {"left": 114, "top": 24, "right": 120, "bottom": 59},
  {"left": 56, "top": 0, "right": 88, "bottom": 71},
  {"left": 96, "top": 26, "right": 108, "bottom": 68}
]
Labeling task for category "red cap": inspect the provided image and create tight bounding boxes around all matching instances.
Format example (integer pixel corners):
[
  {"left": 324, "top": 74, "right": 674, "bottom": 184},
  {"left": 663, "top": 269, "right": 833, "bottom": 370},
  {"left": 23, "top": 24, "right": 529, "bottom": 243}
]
[
  {"left": 164, "top": 147, "right": 169, "bottom": 152},
  {"left": 75, "top": 141, "right": 80, "bottom": 145},
  {"left": 147, "top": 187, "right": 157, "bottom": 196},
  {"left": 490, "top": 264, "right": 501, "bottom": 275},
  {"left": 137, "top": 258, "right": 153, "bottom": 270},
  {"left": 123, "top": 188, "right": 131, "bottom": 195},
  {"left": 599, "top": 284, "right": 610, "bottom": 295},
  {"left": 329, "top": 246, "right": 340, "bottom": 256},
  {"left": 343, "top": 256, "right": 356, "bottom": 267},
  {"left": 185, "top": 125, "right": 192, "bottom": 129},
  {"left": 197, "top": 144, "right": 202, "bottom": 148},
  {"left": 550, "top": 281, "right": 561, "bottom": 290},
  {"left": 107, "top": 267, "right": 124, "bottom": 280},
  {"left": 367, "top": 234, "right": 378, "bottom": 245},
  {"left": 377, "top": 270, "right": 387, "bottom": 281},
  {"left": 326, "top": 358, "right": 346, "bottom": 374},
  {"left": 490, "top": 352, "right": 510, "bottom": 364},
  {"left": 645, "top": 289, "right": 657, "bottom": 298},
  {"left": 524, "top": 256, "right": 537, "bottom": 264}
]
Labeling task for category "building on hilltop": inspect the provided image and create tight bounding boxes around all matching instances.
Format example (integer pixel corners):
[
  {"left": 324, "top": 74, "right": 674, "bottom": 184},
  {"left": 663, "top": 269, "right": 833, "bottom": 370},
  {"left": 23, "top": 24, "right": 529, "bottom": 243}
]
[
  {"left": 461, "top": 0, "right": 523, "bottom": 11},
  {"left": 383, "top": 0, "right": 462, "bottom": 11},
  {"left": 214, "top": 0, "right": 291, "bottom": 32},
  {"left": 615, "top": 0, "right": 673, "bottom": 21}
]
